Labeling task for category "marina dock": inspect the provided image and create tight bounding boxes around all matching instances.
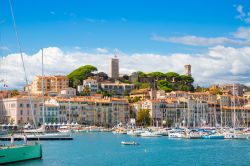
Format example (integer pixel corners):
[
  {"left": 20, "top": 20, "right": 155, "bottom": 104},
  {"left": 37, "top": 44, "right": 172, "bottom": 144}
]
[{"left": 0, "top": 135, "right": 73, "bottom": 141}]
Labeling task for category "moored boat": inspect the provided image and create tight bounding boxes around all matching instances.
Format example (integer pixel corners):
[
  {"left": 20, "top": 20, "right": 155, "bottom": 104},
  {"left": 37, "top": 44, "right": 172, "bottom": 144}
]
[
  {"left": 141, "top": 131, "right": 161, "bottom": 137},
  {"left": 121, "top": 141, "right": 139, "bottom": 145},
  {"left": 0, "top": 143, "right": 42, "bottom": 164}
]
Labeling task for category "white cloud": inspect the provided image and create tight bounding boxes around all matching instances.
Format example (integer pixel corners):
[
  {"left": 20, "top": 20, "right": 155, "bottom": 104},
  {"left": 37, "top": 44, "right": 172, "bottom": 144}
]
[
  {"left": 152, "top": 33, "right": 249, "bottom": 46},
  {"left": 152, "top": 24, "right": 250, "bottom": 47},
  {"left": 1, "top": 46, "right": 250, "bottom": 89},
  {"left": 232, "top": 27, "right": 250, "bottom": 39},
  {"left": 96, "top": 48, "right": 109, "bottom": 54}
]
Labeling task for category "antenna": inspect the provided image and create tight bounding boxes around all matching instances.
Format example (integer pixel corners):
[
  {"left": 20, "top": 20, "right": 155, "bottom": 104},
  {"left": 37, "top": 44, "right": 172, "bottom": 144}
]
[{"left": 114, "top": 49, "right": 119, "bottom": 58}]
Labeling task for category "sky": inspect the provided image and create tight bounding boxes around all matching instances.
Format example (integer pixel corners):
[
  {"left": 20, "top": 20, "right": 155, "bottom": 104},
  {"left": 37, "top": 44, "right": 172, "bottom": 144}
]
[{"left": 0, "top": 0, "right": 250, "bottom": 89}]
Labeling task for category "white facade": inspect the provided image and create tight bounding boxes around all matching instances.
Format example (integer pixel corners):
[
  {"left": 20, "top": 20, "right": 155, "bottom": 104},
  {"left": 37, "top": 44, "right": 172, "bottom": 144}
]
[
  {"left": 83, "top": 79, "right": 99, "bottom": 93},
  {"left": 60, "top": 88, "right": 76, "bottom": 97}
]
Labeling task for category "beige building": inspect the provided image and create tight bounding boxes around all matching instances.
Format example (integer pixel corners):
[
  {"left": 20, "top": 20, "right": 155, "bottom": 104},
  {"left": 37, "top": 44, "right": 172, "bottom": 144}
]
[
  {"left": 26, "top": 75, "right": 69, "bottom": 95},
  {"left": 0, "top": 96, "right": 42, "bottom": 125},
  {"left": 55, "top": 96, "right": 130, "bottom": 126}
]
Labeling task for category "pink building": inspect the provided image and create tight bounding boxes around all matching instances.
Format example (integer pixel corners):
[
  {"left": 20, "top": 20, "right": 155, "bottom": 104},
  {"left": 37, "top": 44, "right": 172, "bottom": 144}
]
[{"left": 0, "top": 96, "right": 42, "bottom": 125}]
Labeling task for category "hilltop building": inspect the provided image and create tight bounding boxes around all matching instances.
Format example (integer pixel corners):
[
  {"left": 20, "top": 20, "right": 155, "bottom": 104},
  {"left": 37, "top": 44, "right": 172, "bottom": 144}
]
[
  {"left": 25, "top": 76, "right": 69, "bottom": 95},
  {"left": 109, "top": 57, "right": 119, "bottom": 79},
  {"left": 184, "top": 64, "right": 191, "bottom": 76}
]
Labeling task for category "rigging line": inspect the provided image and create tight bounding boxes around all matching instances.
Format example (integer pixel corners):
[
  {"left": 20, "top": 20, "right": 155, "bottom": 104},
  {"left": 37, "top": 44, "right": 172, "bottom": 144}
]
[{"left": 8, "top": 0, "right": 38, "bottom": 131}]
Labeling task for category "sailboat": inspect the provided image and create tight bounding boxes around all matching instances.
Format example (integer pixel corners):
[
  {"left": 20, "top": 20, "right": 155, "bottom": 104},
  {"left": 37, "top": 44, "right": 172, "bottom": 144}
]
[
  {"left": 0, "top": 0, "right": 42, "bottom": 164},
  {"left": 22, "top": 48, "right": 72, "bottom": 139}
]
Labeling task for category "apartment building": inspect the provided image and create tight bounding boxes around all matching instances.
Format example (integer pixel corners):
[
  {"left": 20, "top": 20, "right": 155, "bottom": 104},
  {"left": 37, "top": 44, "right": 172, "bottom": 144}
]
[
  {"left": 26, "top": 75, "right": 69, "bottom": 95},
  {"left": 0, "top": 96, "right": 42, "bottom": 125}
]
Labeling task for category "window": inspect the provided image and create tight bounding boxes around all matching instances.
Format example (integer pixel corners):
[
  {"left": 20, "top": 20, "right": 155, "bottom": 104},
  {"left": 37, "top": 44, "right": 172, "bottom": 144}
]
[
  {"left": 27, "top": 104, "right": 30, "bottom": 108},
  {"left": 20, "top": 110, "right": 23, "bottom": 115},
  {"left": 27, "top": 110, "right": 29, "bottom": 115},
  {"left": 20, "top": 103, "right": 23, "bottom": 107}
]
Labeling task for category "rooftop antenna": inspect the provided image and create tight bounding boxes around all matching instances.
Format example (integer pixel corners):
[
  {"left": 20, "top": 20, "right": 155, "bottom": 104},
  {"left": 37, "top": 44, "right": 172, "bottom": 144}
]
[{"left": 114, "top": 49, "right": 119, "bottom": 58}]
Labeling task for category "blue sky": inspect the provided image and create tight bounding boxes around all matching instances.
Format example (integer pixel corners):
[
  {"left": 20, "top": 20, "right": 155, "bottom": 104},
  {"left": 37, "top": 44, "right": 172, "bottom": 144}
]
[
  {"left": 0, "top": 0, "right": 249, "bottom": 55},
  {"left": 1, "top": 0, "right": 250, "bottom": 88}
]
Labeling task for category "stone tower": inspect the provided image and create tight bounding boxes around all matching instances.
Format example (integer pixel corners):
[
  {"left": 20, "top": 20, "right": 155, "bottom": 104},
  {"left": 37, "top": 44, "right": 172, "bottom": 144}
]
[{"left": 184, "top": 64, "right": 191, "bottom": 76}]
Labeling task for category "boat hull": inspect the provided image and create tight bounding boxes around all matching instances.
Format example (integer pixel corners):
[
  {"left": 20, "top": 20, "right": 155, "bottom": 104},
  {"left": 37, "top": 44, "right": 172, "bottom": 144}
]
[
  {"left": 0, "top": 144, "right": 42, "bottom": 164},
  {"left": 202, "top": 135, "right": 224, "bottom": 139}
]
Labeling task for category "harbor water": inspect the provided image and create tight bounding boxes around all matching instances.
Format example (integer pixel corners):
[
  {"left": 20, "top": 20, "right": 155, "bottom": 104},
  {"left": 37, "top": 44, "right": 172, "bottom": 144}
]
[{"left": 8, "top": 132, "right": 250, "bottom": 166}]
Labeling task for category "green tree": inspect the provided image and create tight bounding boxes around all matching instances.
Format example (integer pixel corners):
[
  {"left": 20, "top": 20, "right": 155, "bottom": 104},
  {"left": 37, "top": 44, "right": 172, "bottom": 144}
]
[
  {"left": 136, "top": 109, "right": 151, "bottom": 126},
  {"left": 147, "top": 72, "right": 165, "bottom": 80},
  {"left": 165, "top": 72, "right": 180, "bottom": 82},
  {"left": 157, "top": 80, "right": 173, "bottom": 92},
  {"left": 67, "top": 65, "right": 97, "bottom": 88},
  {"left": 137, "top": 71, "right": 147, "bottom": 77},
  {"left": 179, "top": 75, "right": 194, "bottom": 85}
]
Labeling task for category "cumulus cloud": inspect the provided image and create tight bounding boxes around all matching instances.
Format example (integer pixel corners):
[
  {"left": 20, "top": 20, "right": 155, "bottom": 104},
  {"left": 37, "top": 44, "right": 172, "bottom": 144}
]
[
  {"left": 96, "top": 48, "right": 109, "bottom": 54},
  {"left": 1, "top": 46, "right": 250, "bottom": 89},
  {"left": 232, "top": 27, "right": 250, "bottom": 39}
]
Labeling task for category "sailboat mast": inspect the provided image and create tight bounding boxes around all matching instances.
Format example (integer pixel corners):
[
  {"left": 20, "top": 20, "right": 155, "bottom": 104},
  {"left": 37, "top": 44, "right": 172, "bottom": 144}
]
[
  {"left": 233, "top": 83, "right": 236, "bottom": 128},
  {"left": 9, "top": 0, "right": 37, "bottom": 129},
  {"left": 220, "top": 97, "right": 222, "bottom": 129},
  {"left": 42, "top": 48, "right": 45, "bottom": 125}
]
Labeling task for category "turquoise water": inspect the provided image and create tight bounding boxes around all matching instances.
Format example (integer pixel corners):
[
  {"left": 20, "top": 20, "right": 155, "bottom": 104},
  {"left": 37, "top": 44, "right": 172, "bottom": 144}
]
[{"left": 8, "top": 132, "right": 250, "bottom": 166}]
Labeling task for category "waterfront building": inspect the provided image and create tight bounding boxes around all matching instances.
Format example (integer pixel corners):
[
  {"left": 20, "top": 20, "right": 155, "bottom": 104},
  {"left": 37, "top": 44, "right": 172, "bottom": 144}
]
[
  {"left": 55, "top": 96, "right": 129, "bottom": 126},
  {"left": 25, "top": 75, "right": 69, "bottom": 95},
  {"left": 109, "top": 57, "right": 119, "bottom": 79},
  {"left": 0, "top": 96, "right": 42, "bottom": 125},
  {"left": 40, "top": 98, "right": 60, "bottom": 123}
]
